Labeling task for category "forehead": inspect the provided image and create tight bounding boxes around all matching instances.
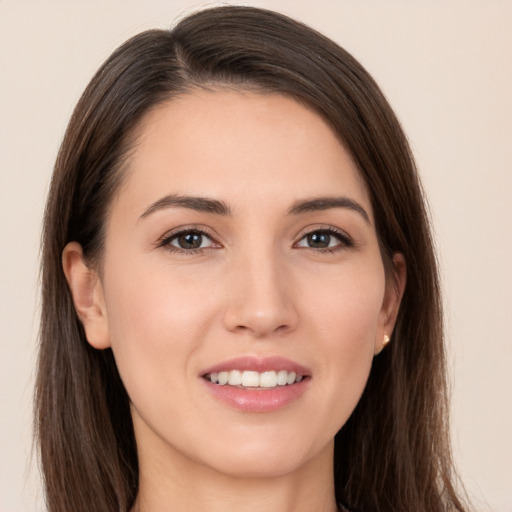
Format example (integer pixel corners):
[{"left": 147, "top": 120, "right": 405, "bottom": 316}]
[{"left": 116, "top": 90, "right": 371, "bottom": 217}]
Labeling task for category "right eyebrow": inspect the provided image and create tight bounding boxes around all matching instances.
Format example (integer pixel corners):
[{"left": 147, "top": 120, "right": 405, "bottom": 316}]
[{"left": 139, "top": 194, "right": 232, "bottom": 220}]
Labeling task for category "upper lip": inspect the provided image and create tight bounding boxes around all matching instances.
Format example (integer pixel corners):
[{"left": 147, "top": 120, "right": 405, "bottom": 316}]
[{"left": 200, "top": 355, "right": 311, "bottom": 377}]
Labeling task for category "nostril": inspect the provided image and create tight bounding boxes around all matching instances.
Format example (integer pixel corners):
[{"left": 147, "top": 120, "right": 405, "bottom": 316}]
[{"left": 231, "top": 322, "right": 292, "bottom": 337}]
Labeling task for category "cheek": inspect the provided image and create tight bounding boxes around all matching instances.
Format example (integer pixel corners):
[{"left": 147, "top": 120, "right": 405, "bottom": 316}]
[
  {"left": 302, "top": 262, "right": 385, "bottom": 422},
  {"left": 100, "top": 259, "right": 219, "bottom": 406},
  {"left": 104, "top": 256, "right": 217, "bottom": 341},
  {"left": 306, "top": 260, "right": 385, "bottom": 349}
]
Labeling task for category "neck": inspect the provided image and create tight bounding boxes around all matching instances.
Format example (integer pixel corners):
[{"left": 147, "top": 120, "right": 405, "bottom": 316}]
[{"left": 131, "top": 433, "right": 337, "bottom": 512}]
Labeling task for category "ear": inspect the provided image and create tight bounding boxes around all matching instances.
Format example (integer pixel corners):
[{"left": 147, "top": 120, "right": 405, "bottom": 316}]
[
  {"left": 375, "top": 253, "right": 406, "bottom": 355},
  {"left": 62, "top": 242, "right": 111, "bottom": 349}
]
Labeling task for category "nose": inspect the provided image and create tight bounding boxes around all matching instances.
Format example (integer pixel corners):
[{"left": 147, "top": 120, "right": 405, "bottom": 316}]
[{"left": 222, "top": 249, "right": 299, "bottom": 338}]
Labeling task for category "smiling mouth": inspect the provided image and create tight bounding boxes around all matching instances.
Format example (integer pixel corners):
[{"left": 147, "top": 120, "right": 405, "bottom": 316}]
[{"left": 203, "top": 370, "right": 306, "bottom": 389}]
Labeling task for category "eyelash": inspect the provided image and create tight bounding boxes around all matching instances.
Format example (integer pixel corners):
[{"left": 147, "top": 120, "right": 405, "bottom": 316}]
[
  {"left": 294, "top": 227, "right": 354, "bottom": 253},
  {"left": 157, "top": 227, "right": 219, "bottom": 255},
  {"left": 157, "top": 226, "right": 354, "bottom": 255}
]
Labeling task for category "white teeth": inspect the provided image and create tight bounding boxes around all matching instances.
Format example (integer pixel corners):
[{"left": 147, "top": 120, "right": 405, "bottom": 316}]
[
  {"left": 260, "top": 371, "right": 277, "bottom": 388},
  {"left": 286, "top": 371, "right": 296, "bottom": 385},
  {"left": 241, "top": 371, "right": 259, "bottom": 387},
  {"left": 218, "top": 371, "right": 229, "bottom": 385},
  {"left": 206, "top": 369, "right": 305, "bottom": 388},
  {"left": 277, "top": 370, "right": 288, "bottom": 385},
  {"left": 228, "top": 370, "right": 242, "bottom": 386}
]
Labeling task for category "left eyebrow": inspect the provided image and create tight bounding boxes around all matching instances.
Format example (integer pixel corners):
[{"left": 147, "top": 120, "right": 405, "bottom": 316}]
[{"left": 287, "top": 196, "right": 371, "bottom": 224}]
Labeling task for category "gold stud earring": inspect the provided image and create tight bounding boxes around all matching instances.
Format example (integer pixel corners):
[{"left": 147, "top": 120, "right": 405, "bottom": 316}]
[{"left": 376, "top": 334, "right": 390, "bottom": 355}]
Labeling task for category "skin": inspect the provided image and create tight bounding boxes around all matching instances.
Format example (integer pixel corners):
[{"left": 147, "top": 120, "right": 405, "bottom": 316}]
[{"left": 63, "top": 90, "right": 405, "bottom": 512}]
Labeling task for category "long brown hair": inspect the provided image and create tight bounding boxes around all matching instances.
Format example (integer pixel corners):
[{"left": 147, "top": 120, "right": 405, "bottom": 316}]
[{"left": 36, "top": 6, "right": 467, "bottom": 511}]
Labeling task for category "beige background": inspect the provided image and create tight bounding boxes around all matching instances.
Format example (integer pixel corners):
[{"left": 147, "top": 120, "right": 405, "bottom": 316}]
[{"left": 1, "top": 1, "right": 511, "bottom": 511}]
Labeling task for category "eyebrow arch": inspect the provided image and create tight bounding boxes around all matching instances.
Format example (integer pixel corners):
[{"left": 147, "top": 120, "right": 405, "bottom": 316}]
[
  {"left": 140, "top": 194, "right": 231, "bottom": 219},
  {"left": 287, "top": 196, "right": 371, "bottom": 224}
]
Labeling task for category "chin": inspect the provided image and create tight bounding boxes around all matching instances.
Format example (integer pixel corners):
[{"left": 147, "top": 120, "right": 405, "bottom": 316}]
[
  {"left": 207, "top": 451, "right": 308, "bottom": 479},
  {"left": 196, "top": 432, "right": 332, "bottom": 480}
]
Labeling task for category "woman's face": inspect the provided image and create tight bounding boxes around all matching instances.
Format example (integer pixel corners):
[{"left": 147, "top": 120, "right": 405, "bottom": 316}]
[{"left": 72, "top": 90, "right": 403, "bottom": 479}]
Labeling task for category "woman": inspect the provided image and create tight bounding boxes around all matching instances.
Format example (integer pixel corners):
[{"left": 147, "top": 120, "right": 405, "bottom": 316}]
[{"left": 36, "top": 6, "right": 468, "bottom": 512}]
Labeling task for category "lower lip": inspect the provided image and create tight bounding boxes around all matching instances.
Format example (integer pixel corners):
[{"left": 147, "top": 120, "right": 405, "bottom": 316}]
[{"left": 202, "top": 378, "right": 309, "bottom": 412}]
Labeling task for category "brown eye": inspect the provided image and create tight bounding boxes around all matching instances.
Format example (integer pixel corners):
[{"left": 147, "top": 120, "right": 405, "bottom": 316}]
[
  {"left": 168, "top": 231, "right": 213, "bottom": 250},
  {"left": 296, "top": 229, "right": 352, "bottom": 250},
  {"left": 306, "top": 232, "right": 331, "bottom": 248}
]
